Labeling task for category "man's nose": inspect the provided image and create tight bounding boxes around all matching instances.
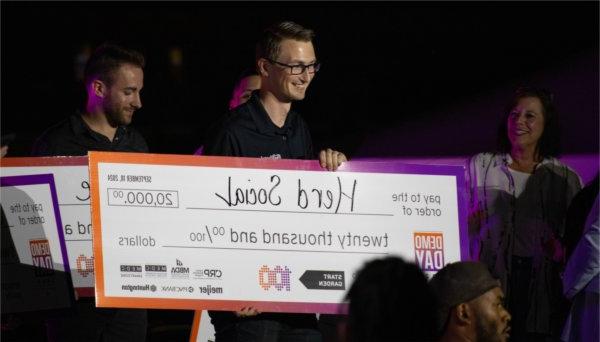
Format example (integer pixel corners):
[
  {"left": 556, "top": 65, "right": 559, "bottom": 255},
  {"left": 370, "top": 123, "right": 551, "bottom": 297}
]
[
  {"left": 503, "top": 308, "right": 512, "bottom": 322},
  {"left": 132, "top": 93, "right": 142, "bottom": 109},
  {"left": 299, "top": 68, "right": 311, "bottom": 81}
]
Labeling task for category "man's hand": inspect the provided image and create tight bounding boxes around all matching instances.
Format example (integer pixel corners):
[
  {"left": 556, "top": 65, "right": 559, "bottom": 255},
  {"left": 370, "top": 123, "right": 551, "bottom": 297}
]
[
  {"left": 319, "top": 148, "right": 347, "bottom": 171},
  {"left": 235, "top": 307, "right": 260, "bottom": 318},
  {"left": 1, "top": 145, "right": 8, "bottom": 158}
]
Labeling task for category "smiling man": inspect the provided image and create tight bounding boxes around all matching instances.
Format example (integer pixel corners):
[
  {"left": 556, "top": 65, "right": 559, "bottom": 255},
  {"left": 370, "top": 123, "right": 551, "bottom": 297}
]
[
  {"left": 32, "top": 43, "right": 147, "bottom": 156},
  {"left": 205, "top": 21, "right": 346, "bottom": 342},
  {"left": 205, "top": 21, "right": 346, "bottom": 171},
  {"left": 429, "top": 261, "right": 512, "bottom": 342},
  {"left": 32, "top": 44, "right": 148, "bottom": 341}
]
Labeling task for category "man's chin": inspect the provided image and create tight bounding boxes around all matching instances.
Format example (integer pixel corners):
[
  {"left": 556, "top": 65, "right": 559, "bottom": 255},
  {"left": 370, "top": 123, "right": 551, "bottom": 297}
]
[
  {"left": 500, "top": 328, "right": 510, "bottom": 342},
  {"left": 291, "top": 92, "right": 306, "bottom": 101},
  {"left": 120, "top": 114, "right": 134, "bottom": 125},
  {"left": 106, "top": 112, "right": 133, "bottom": 127}
]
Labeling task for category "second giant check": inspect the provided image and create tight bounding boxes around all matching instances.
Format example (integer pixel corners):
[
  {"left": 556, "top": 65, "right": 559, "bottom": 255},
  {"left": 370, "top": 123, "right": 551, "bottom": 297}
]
[{"left": 89, "top": 152, "right": 468, "bottom": 313}]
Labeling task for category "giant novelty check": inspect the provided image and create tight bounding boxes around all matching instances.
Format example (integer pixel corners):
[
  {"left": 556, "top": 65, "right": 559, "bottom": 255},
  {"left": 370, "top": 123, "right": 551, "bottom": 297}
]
[
  {"left": 89, "top": 152, "right": 468, "bottom": 313},
  {"left": 1, "top": 174, "right": 75, "bottom": 312},
  {"left": 1, "top": 157, "right": 94, "bottom": 296}
]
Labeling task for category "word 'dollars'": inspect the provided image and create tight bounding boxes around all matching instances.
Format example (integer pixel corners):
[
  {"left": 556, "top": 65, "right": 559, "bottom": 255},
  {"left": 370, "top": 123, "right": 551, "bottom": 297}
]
[{"left": 118, "top": 235, "right": 156, "bottom": 247}]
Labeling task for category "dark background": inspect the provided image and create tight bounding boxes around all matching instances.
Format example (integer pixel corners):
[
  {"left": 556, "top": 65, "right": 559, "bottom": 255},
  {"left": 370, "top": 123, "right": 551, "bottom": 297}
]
[
  {"left": 2, "top": 1, "right": 598, "bottom": 158},
  {"left": 0, "top": 3, "right": 597, "bottom": 340}
]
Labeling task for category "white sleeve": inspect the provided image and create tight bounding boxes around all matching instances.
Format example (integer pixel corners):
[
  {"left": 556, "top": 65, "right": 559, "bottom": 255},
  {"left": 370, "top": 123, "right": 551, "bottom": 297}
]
[{"left": 563, "top": 194, "right": 600, "bottom": 299}]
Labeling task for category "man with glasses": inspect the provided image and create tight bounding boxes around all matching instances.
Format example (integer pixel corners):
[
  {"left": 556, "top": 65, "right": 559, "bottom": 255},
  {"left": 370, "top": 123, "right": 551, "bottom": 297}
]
[
  {"left": 205, "top": 21, "right": 345, "bottom": 342},
  {"left": 205, "top": 20, "right": 345, "bottom": 171}
]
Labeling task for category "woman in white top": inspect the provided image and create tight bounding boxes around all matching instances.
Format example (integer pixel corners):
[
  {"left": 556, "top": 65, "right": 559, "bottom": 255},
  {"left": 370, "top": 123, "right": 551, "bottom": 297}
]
[{"left": 467, "top": 87, "right": 582, "bottom": 341}]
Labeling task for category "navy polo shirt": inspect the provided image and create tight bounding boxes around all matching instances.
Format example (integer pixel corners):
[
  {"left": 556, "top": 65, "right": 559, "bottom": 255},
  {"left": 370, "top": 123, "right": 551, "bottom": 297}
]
[
  {"left": 204, "top": 91, "right": 314, "bottom": 160},
  {"left": 204, "top": 91, "right": 319, "bottom": 330}
]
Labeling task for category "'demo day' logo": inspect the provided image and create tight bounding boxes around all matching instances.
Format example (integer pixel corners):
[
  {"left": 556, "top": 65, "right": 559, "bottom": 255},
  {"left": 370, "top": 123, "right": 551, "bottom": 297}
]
[{"left": 414, "top": 232, "right": 444, "bottom": 271}]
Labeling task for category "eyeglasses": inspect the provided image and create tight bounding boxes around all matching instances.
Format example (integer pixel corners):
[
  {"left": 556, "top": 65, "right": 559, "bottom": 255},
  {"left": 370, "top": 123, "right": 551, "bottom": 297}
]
[{"left": 266, "top": 58, "right": 321, "bottom": 75}]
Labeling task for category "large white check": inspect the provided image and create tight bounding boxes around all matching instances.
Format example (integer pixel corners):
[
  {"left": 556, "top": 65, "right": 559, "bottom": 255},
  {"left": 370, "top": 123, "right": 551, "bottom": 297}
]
[
  {"left": 1, "top": 174, "right": 75, "bottom": 313},
  {"left": 89, "top": 152, "right": 468, "bottom": 313},
  {"left": 1, "top": 157, "right": 94, "bottom": 296}
]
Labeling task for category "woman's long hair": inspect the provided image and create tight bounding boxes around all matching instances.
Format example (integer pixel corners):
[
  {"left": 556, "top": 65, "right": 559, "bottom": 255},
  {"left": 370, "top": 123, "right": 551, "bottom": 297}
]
[{"left": 497, "top": 86, "right": 561, "bottom": 159}]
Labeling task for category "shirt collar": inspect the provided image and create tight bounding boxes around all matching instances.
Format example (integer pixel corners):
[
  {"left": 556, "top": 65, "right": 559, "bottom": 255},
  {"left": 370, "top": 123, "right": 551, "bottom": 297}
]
[
  {"left": 71, "top": 113, "right": 128, "bottom": 142},
  {"left": 502, "top": 153, "right": 554, "bottom": 169},
  {"left": 247, "top": 91, "right": 296, "bottom": 135}
]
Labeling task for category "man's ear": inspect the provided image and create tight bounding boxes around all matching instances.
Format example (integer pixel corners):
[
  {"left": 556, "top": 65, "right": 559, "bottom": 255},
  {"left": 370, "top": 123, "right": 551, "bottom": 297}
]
[
  {"left": 257, "top": 58, "right": 269, "bottom": 78},
  {"left": 455, "top": 303, "right": 473, "bottom": 325},
  {"left": 91, "top": 79, "right": 107, "bottom": 98}
]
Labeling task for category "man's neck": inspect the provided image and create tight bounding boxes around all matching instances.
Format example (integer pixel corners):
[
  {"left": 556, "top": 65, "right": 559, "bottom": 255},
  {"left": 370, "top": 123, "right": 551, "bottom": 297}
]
[
  {"left": 259, "top": 89, "right": 292, "bottom": 128},
  {"left": 81, "top": 109, "right": 118, "bottom": 142}
]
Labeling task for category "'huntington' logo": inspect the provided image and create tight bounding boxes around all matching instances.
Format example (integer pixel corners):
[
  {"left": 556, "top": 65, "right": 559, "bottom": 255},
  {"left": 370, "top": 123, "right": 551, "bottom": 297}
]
[
  {"left": 259, "top": 265, "right": 291, "bottom": 291},
  {"left": 414, "top": 232, "right": 445, "bottom": 271}
]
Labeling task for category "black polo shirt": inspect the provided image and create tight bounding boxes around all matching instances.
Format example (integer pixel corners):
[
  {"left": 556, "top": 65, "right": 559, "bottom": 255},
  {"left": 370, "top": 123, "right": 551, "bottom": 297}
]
[
  {"left": 205, "top": 92, "right": 318, "bottom": 331},
  {"left": 204, "top": 92, "right": 314, "bottom": 160},
  {"left": 32, "top": 114, "right": 148, "bottom": 156},
  {"left": 31, "top": 114, "right": 148, "bottom": 340}
]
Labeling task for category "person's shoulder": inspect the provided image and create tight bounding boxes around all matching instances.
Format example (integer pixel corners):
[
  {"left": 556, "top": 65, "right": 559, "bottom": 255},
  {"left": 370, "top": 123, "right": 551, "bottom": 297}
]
[
  {"left": 543, "top": 157, "right": 583, "bottom": 188},
  {"left": 31, "top": 116, "right": 76, "bottom": 155},
  {"left": 122, "top": 126, "right": 149, "bottom": 153},
  {"left": 37, "top": 116, "right": 74, "bottom": 141},
  {"left": 469, "top": 152, "right": 500, "bottom": 168},
  {"left": 220, "top": 103, "right": 253, "bottom": 131},
  {"left": 290, "top": 108, "right": 309, "bottom": 126},
  {"left": 125, "top": 125, "right": 146, "bottom": 140},
  {"left": 542, "top": 157, "right": 574, "bottom": 173}
]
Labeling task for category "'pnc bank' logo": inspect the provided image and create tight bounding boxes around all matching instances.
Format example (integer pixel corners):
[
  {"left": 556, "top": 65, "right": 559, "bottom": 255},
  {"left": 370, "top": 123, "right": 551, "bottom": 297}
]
[
  {"left": 258, "top": 265, "right": 291, "bottom": 291},
  {"left": 414, "top": 232, "right": 445, "bottom": 271}
]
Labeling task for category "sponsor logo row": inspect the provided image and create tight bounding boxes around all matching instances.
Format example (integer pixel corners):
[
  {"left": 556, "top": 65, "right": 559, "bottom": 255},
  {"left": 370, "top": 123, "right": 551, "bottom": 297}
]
[
  {"left": 120, "top": 259, "right": 222, "bottom": 280},
  {"left": 121, "top": 283, "right": 223, "bottom": 295},
  {"left": 118, "top": 231, "right": 446, "bottom": 294}
]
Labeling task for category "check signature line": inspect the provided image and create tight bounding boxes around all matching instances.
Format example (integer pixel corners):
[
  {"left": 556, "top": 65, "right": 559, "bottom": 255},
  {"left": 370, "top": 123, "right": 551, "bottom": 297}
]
[
  {"left": 186, "top": 207, "right": 392, "bottom": 217},
  {"left": 162, "top": 245, "right": 389, "bottom": 255}
]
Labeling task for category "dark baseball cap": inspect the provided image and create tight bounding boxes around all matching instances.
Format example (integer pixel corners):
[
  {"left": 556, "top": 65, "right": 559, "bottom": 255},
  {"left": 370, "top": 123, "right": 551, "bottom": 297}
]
[{"left": 429, "top": 261, "right": 501, "bottom": 333}]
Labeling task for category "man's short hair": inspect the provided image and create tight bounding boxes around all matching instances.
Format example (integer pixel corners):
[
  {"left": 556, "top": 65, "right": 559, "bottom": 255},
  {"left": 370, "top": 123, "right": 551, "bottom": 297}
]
[
  {"left": 84, "top": 43, "right": 145, "bottom": 87},
  {"left": 255, "top": 21, "right": 315, "bottom": 62},
  {"left": 429, "top": 261, "right": 501, "bottom": 335}
]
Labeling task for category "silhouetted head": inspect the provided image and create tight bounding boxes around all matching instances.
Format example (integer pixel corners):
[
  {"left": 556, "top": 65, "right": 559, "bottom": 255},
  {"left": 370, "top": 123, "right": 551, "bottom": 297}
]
[{"left": 346, "top": 256, "right": 438, "bottom": 342}]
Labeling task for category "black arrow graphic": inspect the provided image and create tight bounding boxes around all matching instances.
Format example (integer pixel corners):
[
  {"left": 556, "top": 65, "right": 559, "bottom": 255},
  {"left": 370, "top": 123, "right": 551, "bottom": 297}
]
[{"left": 299, "top": 270, "right": 345, "bottom": 290}]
